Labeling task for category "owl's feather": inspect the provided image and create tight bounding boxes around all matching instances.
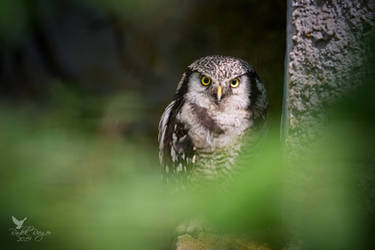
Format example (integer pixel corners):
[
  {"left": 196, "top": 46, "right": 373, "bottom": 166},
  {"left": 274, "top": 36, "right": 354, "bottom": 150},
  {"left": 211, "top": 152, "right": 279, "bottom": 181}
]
[{"left": 158, "top": 56, "right": 268, "bottom": 182}]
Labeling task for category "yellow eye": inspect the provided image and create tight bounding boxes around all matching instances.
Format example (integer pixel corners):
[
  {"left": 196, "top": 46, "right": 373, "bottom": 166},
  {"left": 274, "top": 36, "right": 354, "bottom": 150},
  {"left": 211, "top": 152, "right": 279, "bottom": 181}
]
[
  {"left": 230, "top": 78, "right": 240, "bottom": 88},
  {"left": 201, "top": 76, "right": 211, "bottom": 86}
]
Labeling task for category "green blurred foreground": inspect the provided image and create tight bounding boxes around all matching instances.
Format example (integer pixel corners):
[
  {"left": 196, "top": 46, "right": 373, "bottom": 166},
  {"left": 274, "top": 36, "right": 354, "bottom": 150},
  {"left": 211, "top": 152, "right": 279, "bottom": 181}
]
[
  {"left": 0, "top": 78, "right": 374, "bottom": 250},
  {"left": 0, "top": 0, "right": 372, "bottom": 249}
]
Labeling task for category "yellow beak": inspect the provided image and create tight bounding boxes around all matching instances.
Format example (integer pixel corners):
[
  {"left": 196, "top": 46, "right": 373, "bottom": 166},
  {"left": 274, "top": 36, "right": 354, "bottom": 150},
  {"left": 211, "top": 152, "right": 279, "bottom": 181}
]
[{"left": 217, "top": 85, "right": 222, "bottom": 102}]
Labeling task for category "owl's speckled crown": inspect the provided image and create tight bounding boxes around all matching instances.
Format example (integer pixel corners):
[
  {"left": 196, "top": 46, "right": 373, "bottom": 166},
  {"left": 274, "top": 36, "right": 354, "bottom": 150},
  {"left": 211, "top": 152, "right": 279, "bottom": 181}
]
[{"left": 188, "top": 55, "right": 253, "bottom": 81}]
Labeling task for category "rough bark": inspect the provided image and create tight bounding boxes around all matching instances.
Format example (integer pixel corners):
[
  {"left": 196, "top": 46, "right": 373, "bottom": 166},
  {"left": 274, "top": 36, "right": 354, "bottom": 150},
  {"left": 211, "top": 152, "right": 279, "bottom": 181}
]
[
  {"left": 283, "top": 0, "right": 375, "bottom": 151},
  {"left": 282, "top": 1, "right": 375, "bottom": 249}
]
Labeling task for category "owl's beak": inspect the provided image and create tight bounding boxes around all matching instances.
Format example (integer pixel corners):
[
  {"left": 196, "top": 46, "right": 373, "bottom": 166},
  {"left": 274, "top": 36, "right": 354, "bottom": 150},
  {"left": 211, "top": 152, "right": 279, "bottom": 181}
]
[{"left": 216, "top": 85, "right": 222, "bottom": 102}]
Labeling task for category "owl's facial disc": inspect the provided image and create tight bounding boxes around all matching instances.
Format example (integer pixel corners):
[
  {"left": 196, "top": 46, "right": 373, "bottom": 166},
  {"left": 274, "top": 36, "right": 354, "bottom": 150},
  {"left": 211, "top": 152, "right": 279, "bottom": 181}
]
[
  {"left": 195, "top": 74, "right": 226, "bottom": 102},
  {"left": 197, "top": 73, "right": 241, "bottom": 104},
  {"left": 186, "top": 72, "right": 249, "bottom": 108}
]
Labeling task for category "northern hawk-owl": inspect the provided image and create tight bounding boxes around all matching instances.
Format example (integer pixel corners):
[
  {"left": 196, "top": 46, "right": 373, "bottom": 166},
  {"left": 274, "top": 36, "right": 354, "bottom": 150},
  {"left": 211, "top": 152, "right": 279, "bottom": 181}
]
[{"left": 158, "top": 55, "right": 268, "bottom": 183}]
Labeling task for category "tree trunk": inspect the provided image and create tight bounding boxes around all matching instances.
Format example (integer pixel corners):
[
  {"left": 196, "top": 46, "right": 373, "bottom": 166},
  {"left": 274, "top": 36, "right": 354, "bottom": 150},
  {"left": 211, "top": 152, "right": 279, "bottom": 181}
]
[
  {"left": 282, "top": 1, "right": 375, "bottom": 249},
  {"left": 282, "top": 0, "right": 375, "bottom": 151}
]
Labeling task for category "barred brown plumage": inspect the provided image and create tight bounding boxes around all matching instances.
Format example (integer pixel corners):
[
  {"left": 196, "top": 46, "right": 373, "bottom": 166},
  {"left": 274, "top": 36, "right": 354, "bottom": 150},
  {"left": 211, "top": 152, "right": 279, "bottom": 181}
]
[{"left": 158, "top": 55, "right": 268, "bottom": 183}]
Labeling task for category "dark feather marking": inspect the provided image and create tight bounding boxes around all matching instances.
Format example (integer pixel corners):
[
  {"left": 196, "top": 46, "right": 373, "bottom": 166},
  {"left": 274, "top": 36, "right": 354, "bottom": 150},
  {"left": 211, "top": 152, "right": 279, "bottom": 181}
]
[
  {"left": 248, "top": 70, "right": 260, "bottom": 107},
  {"left": 163, "top": 122, "right": 194, "bottom": 180},
  {"left": 190, "top": 103, "right": 224, "bottom": 134},
  {"left": 174, "top": 122, "right": 193, "bottom": 156},
  {"left": 247, "top": 69, "right": 267, "bottom": 127},
  {"left": 162, "top": 69, "right": 194, "bottom": 171}
]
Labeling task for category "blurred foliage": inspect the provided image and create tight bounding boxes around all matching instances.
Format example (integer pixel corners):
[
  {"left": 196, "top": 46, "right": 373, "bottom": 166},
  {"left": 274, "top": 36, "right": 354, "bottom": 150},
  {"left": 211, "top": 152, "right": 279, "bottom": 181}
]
[
  {"left": 0, "top": 0, "right": 29, "bottom": 43},
  {"left": 0, "top": 1, "right": 374, "bottom": 250},
  {"left": 0, "top": 76, "right": 374, "bottom": 249}
]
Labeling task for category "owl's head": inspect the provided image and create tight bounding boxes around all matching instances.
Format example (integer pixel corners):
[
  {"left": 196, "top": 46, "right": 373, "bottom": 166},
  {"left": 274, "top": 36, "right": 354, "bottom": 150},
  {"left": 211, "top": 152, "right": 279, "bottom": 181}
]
[{"left": 175, "top": 55, "right": 268, "bottom": 121}]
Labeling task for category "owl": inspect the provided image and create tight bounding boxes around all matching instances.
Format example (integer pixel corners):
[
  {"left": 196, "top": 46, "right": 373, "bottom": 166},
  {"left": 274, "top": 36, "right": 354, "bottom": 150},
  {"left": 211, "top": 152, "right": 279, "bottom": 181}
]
[{"left": 158, "top": 55, "right": 268, "bottom": 183}]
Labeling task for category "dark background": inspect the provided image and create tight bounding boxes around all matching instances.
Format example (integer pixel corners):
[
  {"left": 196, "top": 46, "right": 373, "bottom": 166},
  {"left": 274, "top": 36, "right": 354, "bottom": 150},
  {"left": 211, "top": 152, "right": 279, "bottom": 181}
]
[{"left": 0, "top": 0, "right": 285, "bottom": 141}]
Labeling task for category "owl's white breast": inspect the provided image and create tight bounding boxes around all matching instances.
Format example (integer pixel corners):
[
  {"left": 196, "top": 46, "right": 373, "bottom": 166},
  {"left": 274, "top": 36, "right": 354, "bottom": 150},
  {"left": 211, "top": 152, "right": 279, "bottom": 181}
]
[{"left": 177, "top": 100, "right": 252, "bottom": 152}]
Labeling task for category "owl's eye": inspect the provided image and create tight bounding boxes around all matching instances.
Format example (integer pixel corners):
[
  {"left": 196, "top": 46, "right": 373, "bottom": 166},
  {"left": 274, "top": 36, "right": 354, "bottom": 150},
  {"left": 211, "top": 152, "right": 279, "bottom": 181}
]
[
  {"left": 201, "top": 76, "right": 211, "bottom": 86},
  {"left": 230, "top": 78, "right": 240, "bottom": 88}
]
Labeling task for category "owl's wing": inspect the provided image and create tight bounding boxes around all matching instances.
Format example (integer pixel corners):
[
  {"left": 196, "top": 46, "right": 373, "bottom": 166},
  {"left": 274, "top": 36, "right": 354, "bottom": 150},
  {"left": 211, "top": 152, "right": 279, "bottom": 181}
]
[
  {"left": 248, "top": 69, "right": 268, "bottom": 124},
  {"left": 158, "top": 100, "right": 194, "bottom": 180},
  {"left": 158, "top": 100, "right": 176, "bottom": 162}
]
